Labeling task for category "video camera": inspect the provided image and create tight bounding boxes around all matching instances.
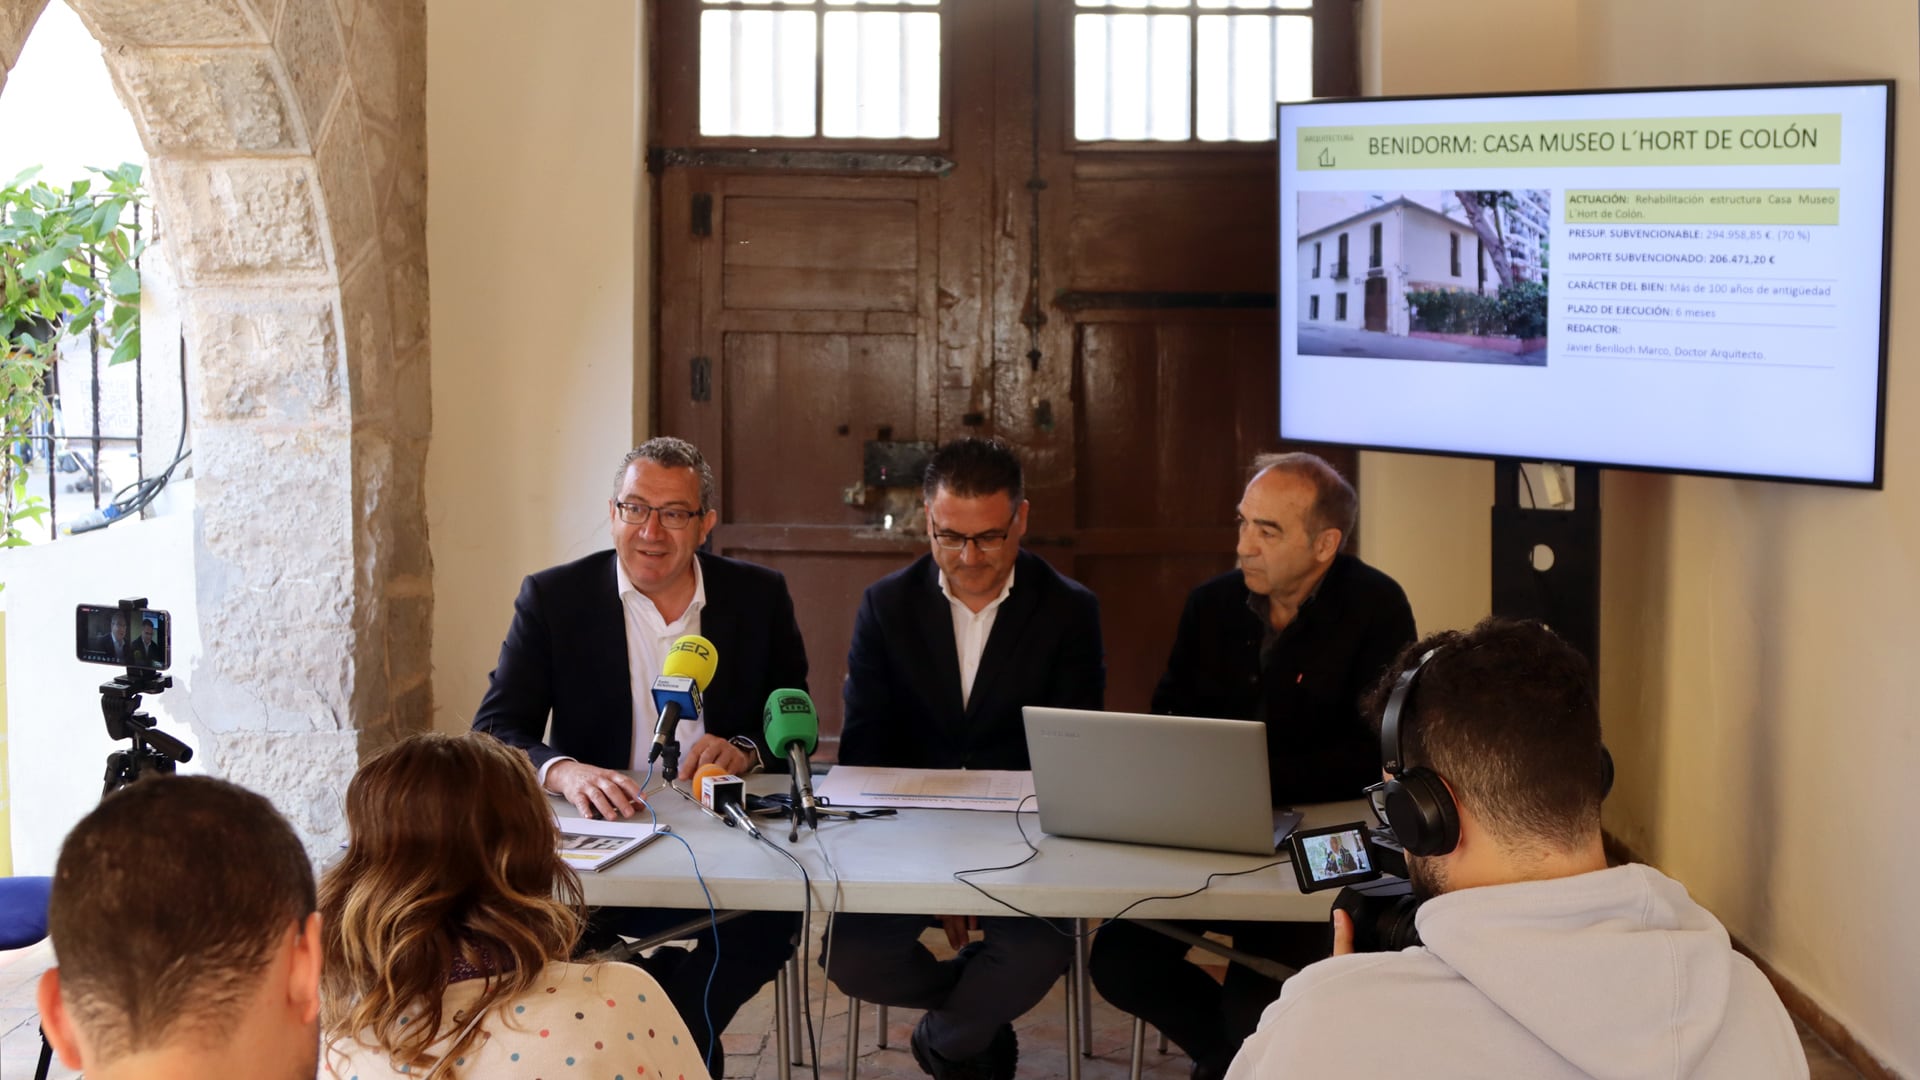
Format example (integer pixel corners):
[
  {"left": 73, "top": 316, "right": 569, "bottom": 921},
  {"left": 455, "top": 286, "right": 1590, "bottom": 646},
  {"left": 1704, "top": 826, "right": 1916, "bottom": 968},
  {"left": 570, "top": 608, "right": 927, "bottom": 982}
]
[{"left": 1285, "top": 820, "right": 1424, "bottom": 953}]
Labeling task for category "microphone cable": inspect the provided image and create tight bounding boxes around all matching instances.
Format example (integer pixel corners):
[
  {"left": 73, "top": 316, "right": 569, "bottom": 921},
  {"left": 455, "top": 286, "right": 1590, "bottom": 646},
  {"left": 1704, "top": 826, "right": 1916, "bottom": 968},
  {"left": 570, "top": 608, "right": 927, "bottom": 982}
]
[
  {"left": 635, "top": 760, "right": 724, "bottom": 1071},
  {"left": 809, "top": 827, "right": 848, "bottom": 1078},
  {"left": 749, "top": 826, "right": 823, "bottom": 1080},
  {"left": 950, "top": 795, "right": 1288, "bottom": 940}
]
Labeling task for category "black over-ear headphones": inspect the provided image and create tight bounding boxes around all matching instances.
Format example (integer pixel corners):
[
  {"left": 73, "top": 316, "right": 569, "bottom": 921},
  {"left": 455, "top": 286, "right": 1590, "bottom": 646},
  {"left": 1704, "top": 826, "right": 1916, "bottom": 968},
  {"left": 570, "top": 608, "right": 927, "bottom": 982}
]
[
  {"left": 1377, "top": 645, "right": 1616, "bottom": 859},
  {"left": 1377, "top": 647, "right": 1460, "bottom": 857}
]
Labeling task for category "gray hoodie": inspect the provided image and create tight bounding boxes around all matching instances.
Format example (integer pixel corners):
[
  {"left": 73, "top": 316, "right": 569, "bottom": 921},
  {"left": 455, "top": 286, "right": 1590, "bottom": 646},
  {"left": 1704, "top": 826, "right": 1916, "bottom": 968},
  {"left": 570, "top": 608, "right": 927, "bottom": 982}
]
[{"left": 1226, "top": 864, "right": 1806, "bottom": 1079}]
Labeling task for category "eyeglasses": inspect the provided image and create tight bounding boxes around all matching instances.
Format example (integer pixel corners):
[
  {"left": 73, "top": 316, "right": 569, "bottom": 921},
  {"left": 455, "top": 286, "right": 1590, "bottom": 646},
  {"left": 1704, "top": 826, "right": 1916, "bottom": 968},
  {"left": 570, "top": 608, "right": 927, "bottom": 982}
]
[
  {"left": 614, "top": 500, "right": 705, "bottom": 530},
  {"left": 931, "top": 512, "right": 1017, "bottom": 553}
]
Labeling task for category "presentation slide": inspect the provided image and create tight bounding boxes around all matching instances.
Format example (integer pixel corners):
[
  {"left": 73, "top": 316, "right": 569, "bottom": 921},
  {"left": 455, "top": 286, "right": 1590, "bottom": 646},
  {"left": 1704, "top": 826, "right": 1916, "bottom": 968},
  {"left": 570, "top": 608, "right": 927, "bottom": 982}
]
[{"left": 1277, "top": 83, "right": 1891, "bottom": 486}]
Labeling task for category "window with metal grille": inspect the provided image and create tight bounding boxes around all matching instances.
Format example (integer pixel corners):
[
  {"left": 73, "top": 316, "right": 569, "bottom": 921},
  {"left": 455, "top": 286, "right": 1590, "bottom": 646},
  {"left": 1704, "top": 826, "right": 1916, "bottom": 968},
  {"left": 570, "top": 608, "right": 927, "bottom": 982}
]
[
  {"left": 1074, "top": 0, "right": 1313, "bottom": 143},
  {"left": 698, "top": 0, "right": 942, "bottom": 139}
]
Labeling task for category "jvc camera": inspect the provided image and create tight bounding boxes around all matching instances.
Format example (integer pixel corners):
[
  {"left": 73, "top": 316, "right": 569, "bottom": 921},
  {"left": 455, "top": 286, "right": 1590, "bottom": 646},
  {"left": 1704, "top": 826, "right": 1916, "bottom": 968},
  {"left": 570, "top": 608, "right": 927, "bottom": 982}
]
[{"left": 1286, "top": 822, "right": 1423, "bottom": 952}]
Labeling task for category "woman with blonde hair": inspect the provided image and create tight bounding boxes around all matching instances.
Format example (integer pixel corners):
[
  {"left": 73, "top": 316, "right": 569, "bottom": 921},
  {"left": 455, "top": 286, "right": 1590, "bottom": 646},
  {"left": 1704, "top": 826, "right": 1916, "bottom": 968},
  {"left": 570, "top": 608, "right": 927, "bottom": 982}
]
[{"left": 320, "top": 731, "right": 708, "bottom": 1079}]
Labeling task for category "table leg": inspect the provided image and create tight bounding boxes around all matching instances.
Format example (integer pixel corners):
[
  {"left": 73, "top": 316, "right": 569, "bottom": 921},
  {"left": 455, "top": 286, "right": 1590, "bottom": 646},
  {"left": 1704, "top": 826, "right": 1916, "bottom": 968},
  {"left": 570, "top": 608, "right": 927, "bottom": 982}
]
[
  {"left": 1065, "top": 964, "right": 1082, "bottom": 1080},
  {"left": 845, "top": 996, "right": 862, "bottom": 1080},
  {"left": 1076, "top": 918, "right": 1093, "bottom": 1058},
  {"left": 774, "top": 965, "right": 793, "bottom": 1080},
  {"left": 790, "top": 956, "right": 807, "bottom": 1066}
]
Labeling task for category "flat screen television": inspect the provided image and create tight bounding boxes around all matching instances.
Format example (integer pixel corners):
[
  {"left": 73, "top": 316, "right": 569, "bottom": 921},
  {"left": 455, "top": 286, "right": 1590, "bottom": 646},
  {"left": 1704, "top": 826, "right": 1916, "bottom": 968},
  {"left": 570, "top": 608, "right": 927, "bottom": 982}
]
[{"left": 1276, "top": 81, "right": 1893, "bottom": 488}]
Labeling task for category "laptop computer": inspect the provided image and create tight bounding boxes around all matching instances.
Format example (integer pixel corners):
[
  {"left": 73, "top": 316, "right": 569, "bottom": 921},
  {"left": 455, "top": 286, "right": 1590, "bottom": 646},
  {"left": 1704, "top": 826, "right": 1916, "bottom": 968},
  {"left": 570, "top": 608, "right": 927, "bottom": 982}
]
[{"left": 1023, "top": 706, "right": 1300, "bottom": 856}]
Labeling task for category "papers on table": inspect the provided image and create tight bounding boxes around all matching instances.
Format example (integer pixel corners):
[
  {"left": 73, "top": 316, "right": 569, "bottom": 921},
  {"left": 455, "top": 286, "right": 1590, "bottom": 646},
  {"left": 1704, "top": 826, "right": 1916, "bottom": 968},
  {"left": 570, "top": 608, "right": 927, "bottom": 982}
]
[
  {"left": 816, "top": 766, "right": 1036, "bottom": 812},
  {"left": 555, "top": 815, "right": 667, "bottom": 872}
]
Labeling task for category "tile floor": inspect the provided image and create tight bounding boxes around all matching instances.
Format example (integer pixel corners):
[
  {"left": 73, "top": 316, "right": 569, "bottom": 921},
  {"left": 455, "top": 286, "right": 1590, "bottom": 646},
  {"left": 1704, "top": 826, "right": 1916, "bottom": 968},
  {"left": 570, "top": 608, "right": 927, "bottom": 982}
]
[{"left": 0, "top": 933, "right": 1868, "bottom": 1080}]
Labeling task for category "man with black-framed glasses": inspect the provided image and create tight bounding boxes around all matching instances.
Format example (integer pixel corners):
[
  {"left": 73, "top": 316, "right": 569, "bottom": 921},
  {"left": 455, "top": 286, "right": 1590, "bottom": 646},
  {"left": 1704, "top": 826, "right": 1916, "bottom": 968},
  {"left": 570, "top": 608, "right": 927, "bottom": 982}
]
[
  {"left": 472, "top": 435, "right": 808, "bottom": 1077},
  {"left": 829, "top": 436, "right": 1104, "bottom": 1080}
]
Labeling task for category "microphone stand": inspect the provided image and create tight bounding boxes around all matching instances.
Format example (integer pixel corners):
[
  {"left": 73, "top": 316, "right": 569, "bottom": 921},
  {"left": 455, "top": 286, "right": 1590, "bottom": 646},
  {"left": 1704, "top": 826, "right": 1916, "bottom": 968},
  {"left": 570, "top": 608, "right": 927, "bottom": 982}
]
[{"left": 787, "top": 771, "right": 802, "bottom": 843}]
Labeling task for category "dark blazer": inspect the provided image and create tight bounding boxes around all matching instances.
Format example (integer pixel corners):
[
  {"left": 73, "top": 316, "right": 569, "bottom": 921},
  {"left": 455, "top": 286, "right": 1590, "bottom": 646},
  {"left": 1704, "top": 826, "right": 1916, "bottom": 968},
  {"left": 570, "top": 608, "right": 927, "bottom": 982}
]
[
  {"left": 473, "top": 550, "right": 810, "bottom": 772},
  {"left": 839, "top": 550, "right": 1105, "bottom": 771},
  {"left": 1152, "top": 553, "right": 1416, "bottom": 805}
]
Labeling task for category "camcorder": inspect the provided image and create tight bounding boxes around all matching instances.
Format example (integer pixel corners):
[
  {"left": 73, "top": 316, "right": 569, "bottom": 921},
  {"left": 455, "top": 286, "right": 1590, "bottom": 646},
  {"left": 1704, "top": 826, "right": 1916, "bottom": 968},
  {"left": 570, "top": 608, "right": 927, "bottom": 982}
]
[{"left": 1286, "top": 821, "right": 1424, "bottom": 953}]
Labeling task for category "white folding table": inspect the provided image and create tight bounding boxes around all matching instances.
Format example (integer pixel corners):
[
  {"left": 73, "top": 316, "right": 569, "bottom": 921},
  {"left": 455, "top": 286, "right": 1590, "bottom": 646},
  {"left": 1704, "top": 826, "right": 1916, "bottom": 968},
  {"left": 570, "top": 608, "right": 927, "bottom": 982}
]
[{"left": 564, "top": 775, "right": 1373, "bottom": 1080}]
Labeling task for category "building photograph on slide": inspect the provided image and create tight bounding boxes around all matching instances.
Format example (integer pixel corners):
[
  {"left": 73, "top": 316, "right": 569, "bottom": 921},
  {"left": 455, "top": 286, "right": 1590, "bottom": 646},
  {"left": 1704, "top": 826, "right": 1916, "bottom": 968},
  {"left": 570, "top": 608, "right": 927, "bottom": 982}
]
[{"left": 1296, "top": 189, "right": 1550, "bottom": 367}]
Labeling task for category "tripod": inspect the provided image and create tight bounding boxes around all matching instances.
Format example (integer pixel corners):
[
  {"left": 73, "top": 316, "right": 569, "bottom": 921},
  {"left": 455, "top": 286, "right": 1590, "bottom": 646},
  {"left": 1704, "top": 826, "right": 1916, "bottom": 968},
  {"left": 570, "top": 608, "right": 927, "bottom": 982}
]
[{"left": 100, "top": 668, "right": 192, "bottom": 797}]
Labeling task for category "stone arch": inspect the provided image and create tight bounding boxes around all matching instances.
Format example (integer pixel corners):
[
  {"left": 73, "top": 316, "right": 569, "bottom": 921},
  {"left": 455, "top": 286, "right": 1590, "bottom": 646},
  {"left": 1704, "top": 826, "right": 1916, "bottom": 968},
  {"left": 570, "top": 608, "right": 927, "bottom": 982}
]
[{"left": 0, "top": 0, "right": 430, "bottom": 844}]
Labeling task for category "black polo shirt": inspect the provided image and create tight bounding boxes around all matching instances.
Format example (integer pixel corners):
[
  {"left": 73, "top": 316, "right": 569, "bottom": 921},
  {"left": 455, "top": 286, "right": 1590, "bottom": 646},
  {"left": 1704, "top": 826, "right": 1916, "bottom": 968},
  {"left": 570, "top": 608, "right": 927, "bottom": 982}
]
[{"left": 1151, "top": 553, "right": 1416, "bottom": 805}]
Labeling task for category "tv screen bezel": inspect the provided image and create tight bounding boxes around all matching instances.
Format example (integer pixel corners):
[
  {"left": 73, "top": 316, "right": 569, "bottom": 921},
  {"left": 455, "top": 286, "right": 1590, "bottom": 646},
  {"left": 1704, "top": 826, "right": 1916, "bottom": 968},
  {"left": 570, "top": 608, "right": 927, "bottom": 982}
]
[{"left": 1275, "top": 79, "right": 1895, "bottom": 491}]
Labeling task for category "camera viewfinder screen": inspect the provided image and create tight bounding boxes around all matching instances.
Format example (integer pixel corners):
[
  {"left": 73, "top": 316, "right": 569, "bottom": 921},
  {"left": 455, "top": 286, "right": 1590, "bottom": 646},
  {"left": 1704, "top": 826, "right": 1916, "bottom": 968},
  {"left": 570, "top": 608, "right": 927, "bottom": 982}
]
[{"left": 1301, "top": 827, "right": 1372, "bottom": 883}]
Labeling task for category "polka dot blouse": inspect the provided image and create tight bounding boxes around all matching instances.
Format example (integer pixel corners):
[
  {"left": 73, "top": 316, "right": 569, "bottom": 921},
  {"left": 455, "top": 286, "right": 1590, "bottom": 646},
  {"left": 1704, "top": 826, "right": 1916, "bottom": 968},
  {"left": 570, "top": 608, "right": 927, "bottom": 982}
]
[{"left": 325, "top": 960, "right": 710, "bottom": 1080}]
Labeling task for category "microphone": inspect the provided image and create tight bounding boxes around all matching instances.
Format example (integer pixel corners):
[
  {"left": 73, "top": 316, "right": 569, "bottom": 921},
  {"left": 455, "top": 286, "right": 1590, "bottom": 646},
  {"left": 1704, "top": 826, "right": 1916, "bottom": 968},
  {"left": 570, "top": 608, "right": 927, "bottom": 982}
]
[
  {"left": 763, "top": 688, "right": 821, "bottom": 830},
  {"left": 648, "top": 634, "right": 719, "bottom": 769},
  {"left": 693, "top": 763, "right": 745, "bottom": 814},
  {"left": 693, "top": 765, "right": 762, "bottom": 839}
]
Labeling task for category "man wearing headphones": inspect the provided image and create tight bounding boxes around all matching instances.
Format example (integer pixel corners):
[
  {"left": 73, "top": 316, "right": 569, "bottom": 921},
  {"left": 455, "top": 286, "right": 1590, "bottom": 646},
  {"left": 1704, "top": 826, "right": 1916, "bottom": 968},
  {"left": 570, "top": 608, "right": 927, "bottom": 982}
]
[{"left": 1227, "top": 618, "right": 1806, "bottom": 1079}]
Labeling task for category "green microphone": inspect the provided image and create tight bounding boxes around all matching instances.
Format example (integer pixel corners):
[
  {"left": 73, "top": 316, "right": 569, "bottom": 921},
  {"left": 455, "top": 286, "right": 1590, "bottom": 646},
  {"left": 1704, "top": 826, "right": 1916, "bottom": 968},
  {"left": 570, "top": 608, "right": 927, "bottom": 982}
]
[{"left": 762, "top": 688, "right": 820, "bottom": 829}]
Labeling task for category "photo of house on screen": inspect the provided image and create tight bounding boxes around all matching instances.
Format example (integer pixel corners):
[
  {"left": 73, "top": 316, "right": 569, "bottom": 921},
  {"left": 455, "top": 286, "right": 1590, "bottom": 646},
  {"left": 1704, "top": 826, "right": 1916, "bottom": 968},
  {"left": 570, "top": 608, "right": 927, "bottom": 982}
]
[{"left": 1296, "top": 190, "right": 1551, "bottom": 367}]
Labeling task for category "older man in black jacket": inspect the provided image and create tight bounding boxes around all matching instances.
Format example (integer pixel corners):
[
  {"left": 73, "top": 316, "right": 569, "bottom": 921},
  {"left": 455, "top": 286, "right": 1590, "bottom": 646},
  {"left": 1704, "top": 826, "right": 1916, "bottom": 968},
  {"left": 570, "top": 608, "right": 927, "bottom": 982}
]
[
  {"left": 473, "top": 436, "right": 808, "bottom": 1078},
  {"left": 1089, "top": 451, "right": 1415, "bottom": 1080},
  {"left": 828, "top": 437, "right": 1103, "bottom": 1080}
]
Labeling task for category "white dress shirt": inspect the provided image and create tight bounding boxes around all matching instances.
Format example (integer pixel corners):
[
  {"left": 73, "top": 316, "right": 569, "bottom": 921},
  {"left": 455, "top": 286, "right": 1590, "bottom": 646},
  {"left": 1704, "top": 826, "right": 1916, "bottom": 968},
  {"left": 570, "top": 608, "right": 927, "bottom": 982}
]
[
  {"left": 616, "top": 555, "right": 708, "bottom": 769},
  {"left": 536, "top": 557, "right": 707, "bottom": 786},
  {"left": 938, "top": 564, "right": 1017, "bottom": 711}
]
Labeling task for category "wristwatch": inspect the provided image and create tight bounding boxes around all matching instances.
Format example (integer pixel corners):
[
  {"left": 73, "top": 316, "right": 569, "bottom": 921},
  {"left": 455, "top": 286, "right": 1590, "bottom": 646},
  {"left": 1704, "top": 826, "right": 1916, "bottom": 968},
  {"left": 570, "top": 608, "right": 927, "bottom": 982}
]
[{"left": 727, "top": 735, "right": 765, "bottom": 774}]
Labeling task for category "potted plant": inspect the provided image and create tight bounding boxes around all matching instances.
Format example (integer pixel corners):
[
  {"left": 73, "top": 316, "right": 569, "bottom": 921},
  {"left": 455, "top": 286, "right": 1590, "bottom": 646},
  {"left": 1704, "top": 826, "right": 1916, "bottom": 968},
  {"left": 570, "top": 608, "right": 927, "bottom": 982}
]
[{"left": 0, "top": 163, "right": 146, "bottom": 547}]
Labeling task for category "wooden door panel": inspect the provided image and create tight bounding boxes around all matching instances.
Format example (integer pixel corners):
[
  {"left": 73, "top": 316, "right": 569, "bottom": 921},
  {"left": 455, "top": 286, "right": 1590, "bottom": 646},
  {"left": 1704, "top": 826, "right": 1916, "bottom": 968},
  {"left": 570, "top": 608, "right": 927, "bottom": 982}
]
[
  {"left": 722, "top": 331, "right": 923, "bottom": 527},
  {"left": 724, "top": 196, "right": 921, "bottom": 312},
  {"left": 1070, "top": 158, "right": 1280, "bottom": 294},
  {"left": 1076, "top": 317, "right": 1282, "bottom": 531},
  {"left": 1077, "top": 553, "right": 1235, "bottom": 715},
  {"left": 724, "top": 549, "right": 921, "bottom": 751}
]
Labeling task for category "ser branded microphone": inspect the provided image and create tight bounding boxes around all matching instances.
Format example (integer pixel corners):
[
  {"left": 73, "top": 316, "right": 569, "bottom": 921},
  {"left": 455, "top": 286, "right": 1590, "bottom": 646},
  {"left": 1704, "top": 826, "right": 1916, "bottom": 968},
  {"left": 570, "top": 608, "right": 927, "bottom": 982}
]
[
  {"left": 763, "top": 688, "right": 822, "bottom": 830},
  {"left": 648, "top": 634, "right": 719, "bottom": 768}
]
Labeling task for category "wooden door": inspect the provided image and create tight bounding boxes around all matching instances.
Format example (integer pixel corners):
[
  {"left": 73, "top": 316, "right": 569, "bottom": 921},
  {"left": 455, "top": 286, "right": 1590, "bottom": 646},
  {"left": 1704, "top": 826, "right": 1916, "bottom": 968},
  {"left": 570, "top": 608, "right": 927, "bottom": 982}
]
[
  {"left": 1364, "top": 276, "right": 1387, "bottom": 332},
  {"left": 652, "top": 0, "right": 1359, "bottom": 752}
]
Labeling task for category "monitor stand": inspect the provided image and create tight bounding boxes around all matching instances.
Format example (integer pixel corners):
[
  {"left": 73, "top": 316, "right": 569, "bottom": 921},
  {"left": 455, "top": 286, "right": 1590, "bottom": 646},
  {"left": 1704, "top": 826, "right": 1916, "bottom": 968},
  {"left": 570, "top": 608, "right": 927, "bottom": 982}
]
[{"left": 1490, "top": 461, "right": 1601, "bottom": 671}]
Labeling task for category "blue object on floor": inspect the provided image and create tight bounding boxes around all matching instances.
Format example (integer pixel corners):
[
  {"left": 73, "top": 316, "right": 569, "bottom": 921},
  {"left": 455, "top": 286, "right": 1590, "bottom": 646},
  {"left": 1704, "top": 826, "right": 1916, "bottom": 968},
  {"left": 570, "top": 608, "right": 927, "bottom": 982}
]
[
  {"left": 0, "top": 878, "right": 56, "bottom": 1080},
  {"left": 0, "top": 877, "right": 52, "bottom": 951}
]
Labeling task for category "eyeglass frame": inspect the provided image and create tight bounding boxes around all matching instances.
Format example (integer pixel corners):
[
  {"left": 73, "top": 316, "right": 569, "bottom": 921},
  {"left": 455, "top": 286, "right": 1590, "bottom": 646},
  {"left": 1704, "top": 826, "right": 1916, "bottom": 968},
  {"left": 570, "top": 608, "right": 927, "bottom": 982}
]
[
  {"left": 928, "top": 510, "right": 1019, "bottom": 553},
  {"left": 611, "top": 499, "right": 709, "bottom": 530}
]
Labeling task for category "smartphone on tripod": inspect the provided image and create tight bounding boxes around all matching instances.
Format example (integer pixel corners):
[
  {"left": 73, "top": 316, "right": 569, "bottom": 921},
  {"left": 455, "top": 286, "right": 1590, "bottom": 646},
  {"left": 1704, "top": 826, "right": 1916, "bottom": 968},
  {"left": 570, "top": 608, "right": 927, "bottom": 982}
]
[{"left": 75, "top": 603, "right": 170, "bottom": 670}]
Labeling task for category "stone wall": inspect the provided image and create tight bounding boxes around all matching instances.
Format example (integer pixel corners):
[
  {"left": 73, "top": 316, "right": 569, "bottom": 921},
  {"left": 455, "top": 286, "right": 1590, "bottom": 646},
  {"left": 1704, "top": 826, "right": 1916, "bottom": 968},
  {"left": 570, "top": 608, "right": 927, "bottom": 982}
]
[{"left": 0, "top": 0, "right": 431, "bottom": 846}]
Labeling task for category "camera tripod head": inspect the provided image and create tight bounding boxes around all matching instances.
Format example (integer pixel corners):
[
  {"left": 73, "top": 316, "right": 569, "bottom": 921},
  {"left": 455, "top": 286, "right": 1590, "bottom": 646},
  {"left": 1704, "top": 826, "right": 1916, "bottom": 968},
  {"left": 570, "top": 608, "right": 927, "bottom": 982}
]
[{"left": 99, "top": 667, "right": 191, "bottom": 798}]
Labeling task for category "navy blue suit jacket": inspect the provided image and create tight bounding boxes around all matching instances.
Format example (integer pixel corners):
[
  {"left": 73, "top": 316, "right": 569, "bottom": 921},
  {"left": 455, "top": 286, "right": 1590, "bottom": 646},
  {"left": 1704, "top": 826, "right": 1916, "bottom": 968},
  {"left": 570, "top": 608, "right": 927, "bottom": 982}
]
[
  {"left": 473, "top": 550, "right": 810, "bottom": 771},
  {"left": 838, "top": 550, "right": 1104, "bottom": 771}
]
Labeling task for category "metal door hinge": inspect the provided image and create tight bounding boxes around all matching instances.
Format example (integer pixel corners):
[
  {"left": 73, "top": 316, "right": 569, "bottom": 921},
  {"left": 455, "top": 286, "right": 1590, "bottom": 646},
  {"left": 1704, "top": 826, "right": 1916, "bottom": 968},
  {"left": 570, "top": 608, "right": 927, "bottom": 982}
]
[
  {"left": 690, "top": 356, "right": 712, "bottom": 402},
  {"left": 691, "top": 193, "right": 713, "bottom": 237}
]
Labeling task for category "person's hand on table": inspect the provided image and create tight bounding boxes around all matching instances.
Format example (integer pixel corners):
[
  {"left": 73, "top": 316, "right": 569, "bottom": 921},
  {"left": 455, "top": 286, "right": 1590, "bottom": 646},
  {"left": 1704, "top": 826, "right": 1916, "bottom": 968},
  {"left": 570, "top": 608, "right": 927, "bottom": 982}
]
[
  {"left": 940, "top": 915, "right": 979, "bottom": 952},
  {"left": 1330, "top": 908, "right": 1354, "bottom": 956},
  {"left": 677, "top": 734, "right": 753, "bottom": 780},
  {"left": 548, "top": 761, "right": 645, "bottom": 820}
]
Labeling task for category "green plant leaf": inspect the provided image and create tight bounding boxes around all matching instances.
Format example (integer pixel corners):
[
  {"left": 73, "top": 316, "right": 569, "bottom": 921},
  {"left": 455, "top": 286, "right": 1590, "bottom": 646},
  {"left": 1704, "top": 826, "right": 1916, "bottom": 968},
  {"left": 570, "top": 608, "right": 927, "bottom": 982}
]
[{"left": 108, "top": 260, "right": 140, "bottom": 298}]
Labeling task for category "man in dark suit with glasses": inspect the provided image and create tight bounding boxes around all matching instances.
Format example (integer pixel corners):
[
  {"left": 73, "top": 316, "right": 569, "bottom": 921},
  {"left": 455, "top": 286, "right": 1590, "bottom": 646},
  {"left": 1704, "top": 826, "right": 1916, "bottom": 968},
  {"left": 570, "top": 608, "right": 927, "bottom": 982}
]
[
  {"left": 825, "top": 436, "right": 1105, "bottom": 1080},
  {"left": 473, "top": 435, "right": 808, "bottom": 1078}
]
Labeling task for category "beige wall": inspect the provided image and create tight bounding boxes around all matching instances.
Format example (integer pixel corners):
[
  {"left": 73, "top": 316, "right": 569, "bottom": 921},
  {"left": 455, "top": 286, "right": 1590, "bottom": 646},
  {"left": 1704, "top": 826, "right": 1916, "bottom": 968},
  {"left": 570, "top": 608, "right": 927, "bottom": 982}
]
[
  {"left": 427, "top": 0, "right": 650, "bottom": 732},
  {"left": 1361, "top": 0, "right": 1918, "bottom": 1072}
]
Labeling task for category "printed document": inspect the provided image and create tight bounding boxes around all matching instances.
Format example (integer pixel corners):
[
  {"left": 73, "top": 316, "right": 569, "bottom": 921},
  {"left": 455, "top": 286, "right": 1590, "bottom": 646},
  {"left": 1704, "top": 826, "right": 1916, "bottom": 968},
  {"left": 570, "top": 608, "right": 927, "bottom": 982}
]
[{"left": 816, "top": 766, "right": 1036, "bottom": 812}]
